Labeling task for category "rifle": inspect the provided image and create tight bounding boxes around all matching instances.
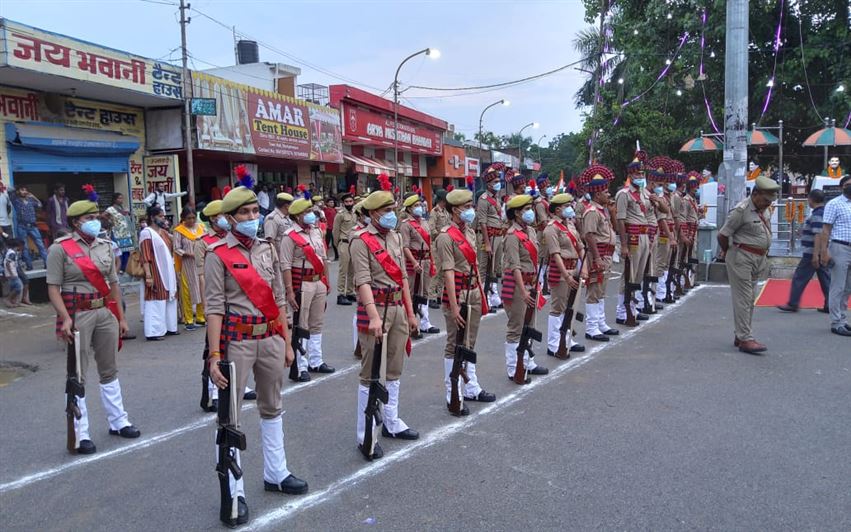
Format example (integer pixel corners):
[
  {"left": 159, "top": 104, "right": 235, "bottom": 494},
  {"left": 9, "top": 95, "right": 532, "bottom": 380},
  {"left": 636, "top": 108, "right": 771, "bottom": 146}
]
[
  {"left": 65, "top": 289, "right": 83, "bottom": 453},
  {"left": 666, "top": 242, "right": 682, "bottom": 301},
  {"left": 288, "top": 257, "right": 310, "bottom": 381},
  {"left": 622, "top": 253, "right": 639, "bottom": 327},
  {"left": 200, "top": 337, "right": 213, "bottom": 412},
  {"left": 449, "top": 264, "right": 477, "bottom": 414},
  {"left": 484, "top": 233, "right": 497, "bottom": 303},
  {"left": 555, "top": 248, "right": 587, "bottom": 360},
  {"left": 411, "top": 241, "right": 429, "bottom": 313},
  {"left": 215, "top": 360, "right": 247, "bottom": 527},
  {"left": 680, "top": 241, "right": 693, "bottom": 291},
  {"left": 362, "top": 296, "right": 390, "bottom": 460},
  {"left": 514, "top": 261, "right": 544, "bottom": 385},
  {"left": 685, "top": 240, "right": 699, "bottom": 288},
  {"left": 640, "top": 258, "right": 658, "bottom": 314}
]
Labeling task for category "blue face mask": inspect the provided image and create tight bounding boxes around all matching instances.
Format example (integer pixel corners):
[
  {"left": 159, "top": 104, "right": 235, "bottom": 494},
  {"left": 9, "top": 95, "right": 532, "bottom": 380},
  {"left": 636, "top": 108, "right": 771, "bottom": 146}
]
[
  {"left": 303, "top": 212, "right": 317, "bottom": 226},
  {"left": 521, "top": 209, "right": 535, "bottom": 225},
  {"left": 654, "top": 186, "right": 664, "bottom": 196},
  {"left": 378, "top": 211, "right": 397, "bottom": 230},
  {"left": 667, "top": 183, "right": 677, "bottom": 192},
  {"left": 632, "top": 178, "right": 646, "bottom": 188},
  {"left": 80, "top": 219, "right": 101, "bottom": 238},
  {"left": 412, "top": 206, "right": 424, "bottom": 218},
  {"left": 460, "top": 208, "right": 475, "bottom": 225},
  {"left": 546, "top": 186, "right": 554, "bottom": 197},
  {"left": 216, "top": 216, "right": 231, "bottom": 231},
  {"left": 492, "top": 182, "right": 502, "bottom": 192},
  {"left": 561, "top": 207, "right": 576, "bottom": 219},
  {"left": 235, "top": 218, "right": 260, "bottom": 238},
  {"left": 584, "top": 193, "right": 591, "bottom": 201}
]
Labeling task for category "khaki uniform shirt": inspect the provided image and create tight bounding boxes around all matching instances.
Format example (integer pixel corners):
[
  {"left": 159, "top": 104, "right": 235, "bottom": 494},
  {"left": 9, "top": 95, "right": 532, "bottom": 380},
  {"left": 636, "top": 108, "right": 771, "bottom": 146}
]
[
  {"left": 400, "top": 216, "right": 430, "bottom": 251},
  {"left": 720, "top": 198, "right": 772, "bottom": 250},
  {"left": 644, "top": 189, "right": 658, "bottom": 227},
  {"left": 543, "top": 219, "right": 580, "bottom": 260},
  {"left": 615, "top": 186, "right": 649, "bottom": 225},
  {"left": 476, "top": 191, "right": 504, "bottom": 229},
  {"left": 279, "top": 224, "right": 327, "bottom": 272},
  {"left": 582, "top": 201, "right": 616, "bottom": 246},
  {"left": 534, "top": 198, "right": 549, "bottom": 230},
  {"left": 672, "top": 192, "right": 686, "bottom": 224},
  {"left": 503, "top": 222, "right": 538, "bottom": 274},
  {"left": 655, "top": 194, "right": 670, "bottom": 224},
  {"left": 195, "top": 228, "right": 223, "bottom": 275},
  {"left": 332, "top": 208, "right": 357, "bottom": 246},
  {"left": 435, "top": 222, "right": 479, "bottom": 301},
  {"left": 350, "top": 224, "right": 408, "bottom": 289},
  {"left": 264, "top": 209, "right": 292, "bottom": 254},
  {"left": 204, "top": 232, "right": 286, "bottom": 316},
  {"left": 428, "top": 205, "right": 450, "bottom": 241},
  {"left": 46, "top": 232, "right": 118, "bottom": 294},
  {"left": 683, "top": 194, "right": 700, "bottom": 224}
]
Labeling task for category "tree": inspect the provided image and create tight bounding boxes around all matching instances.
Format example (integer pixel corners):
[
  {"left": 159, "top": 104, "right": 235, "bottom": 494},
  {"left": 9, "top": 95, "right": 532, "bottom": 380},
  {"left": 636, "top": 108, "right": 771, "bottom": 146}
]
[{"left": 452, "top": 131, "right": 466, "bottom": 142}]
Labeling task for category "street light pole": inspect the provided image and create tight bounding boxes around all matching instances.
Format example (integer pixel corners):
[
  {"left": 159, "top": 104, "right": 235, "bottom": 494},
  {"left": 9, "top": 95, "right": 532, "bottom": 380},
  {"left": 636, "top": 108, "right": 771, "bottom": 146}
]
[
  {"left": 394, "top": 47, "right": 440, "bottom": 195},
  {"left": 535, "top": 134, "right": 547, "bottom": 166},
  {"left": 517, "top": 122, "right": 539, "bottom": 172},
  {"left": 478, "top": 98, "right": 509, "bottom": 177},
  {"left": 179, "top": 0, "right": 195, "bottom": 207}
]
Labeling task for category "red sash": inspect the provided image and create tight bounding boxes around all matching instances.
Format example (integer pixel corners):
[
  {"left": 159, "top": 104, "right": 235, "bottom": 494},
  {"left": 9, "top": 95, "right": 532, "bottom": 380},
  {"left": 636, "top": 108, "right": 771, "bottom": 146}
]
[
  {"left": 512, "top": 229, "right": 546, "bottom": 310},
  {"left": 407, "top": 219, "right": 436, "bottom": 276},
  {"left": 484, "top": 194, "right": 499, "bottom": 211},
  {"left": 212, "top": 244, "right": 280, "bottom": 324},
  {"left": 447, "top": 226, "right": 489, "bottom": 314},
  {"left": 553, "top": 221, "right": 580, "bottom": 252},
  {"left": 286, "top": 229, "right": 329, "bottom": 289},
  {"left": 202, "top": 234, "right": 219, "bottom": 245},
  {"left": 629, "top": 189, "right": 646, "bottom": 214},
  {"left": 60, "top": 238, "right": 123, "bottom": 350},
  {"left": 359, "top": 231, "right": 404, "bottom": 288}
]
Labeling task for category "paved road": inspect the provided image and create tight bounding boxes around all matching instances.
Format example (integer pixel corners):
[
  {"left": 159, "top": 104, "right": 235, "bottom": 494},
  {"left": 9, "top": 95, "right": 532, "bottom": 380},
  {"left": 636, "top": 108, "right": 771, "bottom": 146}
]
[{"left": 1, "top": 267, "right": 849, "bottom": 531}]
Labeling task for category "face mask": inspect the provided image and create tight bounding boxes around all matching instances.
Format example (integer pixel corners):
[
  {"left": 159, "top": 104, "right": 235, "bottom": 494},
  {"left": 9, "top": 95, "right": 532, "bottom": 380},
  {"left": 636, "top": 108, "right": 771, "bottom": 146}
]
[
  {"left": 80, "top": 219, "right": 101, "bottom": 238},
  {"left": 654, "top": 186, "right": 664, "bottom": 196},
  {"left": 667, "top": 183, "right": 677, "bottom": 192},
  {"left": 459, "top": 208, "right": 476, "bottom": 225},
  {"left": 632, "top": 178, "right": 646, "bottom": 188},
  {"left": 492, "top": 182, "right": 502, "bottom": 192},
  {"left": 521, "top": 209, "right": 535, "bottom": 225},
  {"left": 412, "top": 206, "right": 424, "bottom": 218},
  {"left": 364, "top": 217, "right": 371, "bottom": 226},
  {"left": 584, "top": 193, "right": 591, "bottom": 201},
  {"left": 378, "top": 211, "right": 397, "bottom": 230},
  {"left": 344, "top": 204, "right": 353, "bottom": 211},
  {"left": 216, "top": 217, "right": 231, "bottom": 231},
  {"left": 303, "top": 212, "right": 317, "bottom": 226},
  {"left": 155, "top": 218, "right": 169, "bottom": 229},
  {"left": 546, "top": 187, "right": 554, "bottom": 197},
  {"left": 235, "top": 218, "right": 259, "bottom": 238},
  {"left": 561, "top": 207, "right": 576, "bottom": 219}
]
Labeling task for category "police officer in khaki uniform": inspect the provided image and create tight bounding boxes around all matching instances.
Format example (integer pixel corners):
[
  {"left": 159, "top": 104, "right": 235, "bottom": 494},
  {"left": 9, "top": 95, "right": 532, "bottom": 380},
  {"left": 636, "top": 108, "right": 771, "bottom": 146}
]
[
  {"left": 263, "top": 192, "right": 294, "bottom": 254},
  {"left": 435, "top": 188, "right": 497, "bottom": 416},
  {"left": 615, "top": 159, "right": 651, "bottom": 324},
  {"left": 649, "top": 162, "right": 678, "bottom": 305},
  {"left": 428, "top": 189, "right": 451, "bottom": 308},
  {"left": 477, "top": 163, "right": 507, "bottom": 309},
  {"left": 641, "top": 168, "right": 671, "bottom": 313},
  {"left": 502, "top": 194, "right": 549, "bottom": 382},
  {"left": 350, "top": 187, "right": 420, "bottom": 461},
  {"left": 349, "top": 200, "right": 369, "bottom": 359},
  {"left": 718, "top": 175, "right": 779, "bottom": 354},
  {"left": 543, "top": 193, "right": 586, "bottom": 356},
  {"left": 681, "top": 173, "right": 702, "bottom": 284},
  {"left": 400, "top": 192, "right": 439, "bottom": 335},
  {"left": 47, "top": 194, "right": 140, "bottom": 455},
  {"left": 206, "top": 182, "right": 307, "bottom": 525},
  {"left": 281, "top": 198, "right": 335, "bottom": 378},
  {"left": 333, "top": 191, "right": 358, "bottom": 305},
  {"left": 580, "top": 166, "right": 620, "bottom": 341}
]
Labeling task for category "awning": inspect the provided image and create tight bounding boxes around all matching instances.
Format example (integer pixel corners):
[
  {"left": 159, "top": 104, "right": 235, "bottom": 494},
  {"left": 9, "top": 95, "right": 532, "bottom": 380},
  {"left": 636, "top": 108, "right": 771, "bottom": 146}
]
[
  {"left": 343, "top": 154, "right": 395, "bottom": 176},
  {"left": 378, "top": 159, "right": 413, "bottom": 176},
  {"left": 5, "top": 122, "right": 140, "bottom": 156}
]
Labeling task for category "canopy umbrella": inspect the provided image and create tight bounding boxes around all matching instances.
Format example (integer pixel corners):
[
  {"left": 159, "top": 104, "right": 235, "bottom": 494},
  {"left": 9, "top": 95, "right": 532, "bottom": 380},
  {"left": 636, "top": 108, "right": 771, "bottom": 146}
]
[
  {"left": 679, "top": 135, "right": 723, "bottom": 152},
  {"left": 802, "top": 126, "right": 851, "bottom": 147},
  {"left": 747, "top": 129, "right": 779, "bottom": 145}
]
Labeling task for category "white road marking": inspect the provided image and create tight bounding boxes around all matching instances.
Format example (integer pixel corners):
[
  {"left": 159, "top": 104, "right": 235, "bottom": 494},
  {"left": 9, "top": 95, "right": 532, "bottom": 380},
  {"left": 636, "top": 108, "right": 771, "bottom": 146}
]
[
  {"left": 0, "top": 309, "right": 504, "bottom": 494},
  {"left": 247, "top": 286, "right": 709, "bottom": 530},
  {"left": 0, "top": 308, "right": 35, "bottom": 318}
]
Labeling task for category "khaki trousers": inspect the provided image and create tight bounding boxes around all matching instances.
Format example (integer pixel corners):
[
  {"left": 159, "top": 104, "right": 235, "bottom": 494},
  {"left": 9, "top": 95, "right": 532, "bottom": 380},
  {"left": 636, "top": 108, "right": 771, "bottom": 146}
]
[
  {"left": 725, "top": 246, "right": 767, "bottom": 341},
  {"left": 297, "top": 280, "right": 327, "bottom": 334},
  {"left": 427, "top": 268, "right": 444, "bottom": 300},
  {"left": 655, "top": 238, "right": 673, "bottom": 276},
  {"left": 646, "top": 237, "right": 658, "bottom": 277},
  {"left": 76, "top": 307, "right": 119, "bottom": 385},
  {"left": 226, "top": 335, "right": 285, "bottom": 419},
  {"left": 621, "top": 234, "right": 650, "bottom": 291},
  {"left": 358, "top": 304, "right": 408, "bottom": 385},
  {"left": 549, "top": 278, "right": 569, "bottom": 315},
  {"left": 477, "top": 233, "right": 504, "bottom": 283},
  {"left": 505, "top": 284, "right": 533, "bottom": 343},
  {"left": 442, "top": 290, "right": 482, "bottom": 359},
  {"left": 586, "top": 256, "right": 612, "bottom": 304},
  {"left": 337, "top": 241, "right": 354, "bottom": 296}
]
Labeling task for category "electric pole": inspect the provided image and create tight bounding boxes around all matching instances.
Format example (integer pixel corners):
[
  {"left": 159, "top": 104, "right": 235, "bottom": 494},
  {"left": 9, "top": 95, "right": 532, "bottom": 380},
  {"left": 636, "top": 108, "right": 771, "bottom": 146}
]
[
  {"left": 588, "top": 0, "right": 609, "bottom": 165},
  {"left": 719, "top": 0, "right": 748, "bottom": 226},
  {"left": 179, "top": 0, "right": 195, "bottom": 206}
]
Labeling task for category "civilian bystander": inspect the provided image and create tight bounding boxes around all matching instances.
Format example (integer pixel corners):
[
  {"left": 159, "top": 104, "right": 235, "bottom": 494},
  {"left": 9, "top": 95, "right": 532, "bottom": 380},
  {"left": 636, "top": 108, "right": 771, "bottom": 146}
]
[
  {"left": 778, "top": 189, "right": 830, "bottom": 312},
  {"left": 816, "top": 174, "right": 851, "bottom": 336}
]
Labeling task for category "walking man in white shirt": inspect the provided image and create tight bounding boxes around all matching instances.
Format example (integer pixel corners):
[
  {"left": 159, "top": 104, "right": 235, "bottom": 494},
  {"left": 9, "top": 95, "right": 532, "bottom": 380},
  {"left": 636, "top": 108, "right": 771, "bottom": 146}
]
[{"left": 816, "top": 174, "right": 851, "bottom": 336}]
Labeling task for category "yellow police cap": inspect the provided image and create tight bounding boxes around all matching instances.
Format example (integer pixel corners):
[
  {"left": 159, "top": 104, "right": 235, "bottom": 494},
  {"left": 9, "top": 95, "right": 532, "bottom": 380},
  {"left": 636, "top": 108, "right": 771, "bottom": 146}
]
[
  {"left": 67, "top": 200, "right": 99, "bottom": 218},
  {"left": 506, "top": 194, "right": 532, "bottom": 210},
  {"left": 289, "top": 198, "right": 313, "bottom": 216},
  {"left": 276, "top": 192, "right": 294, "bottom": 203},
  {"left": 202, "top": 200, "right": 223, "bottom": 217},
  {"left": 221, "top": 186, "right": 258, "bottom": 214},
  {"left": 312, "top": 196, "right": 323, "bottom": 204},
  {"left": 550, "top": 193, "right": 574, "bottom": 205},
  {"left": 362, "top": 190, "right": 395, "bottom": 212},
  {"left": 403, "top": 193, "right": 420, "bottom": 208},
  {"left": 446, "top": 189, "right": 473, "bottom": 206},
  {"left": 755, "top": 175, "right": 780, "bottom": 193}
]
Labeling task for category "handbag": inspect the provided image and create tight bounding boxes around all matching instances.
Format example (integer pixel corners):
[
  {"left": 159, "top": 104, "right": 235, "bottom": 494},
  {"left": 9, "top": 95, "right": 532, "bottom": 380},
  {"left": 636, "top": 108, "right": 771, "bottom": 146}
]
[{"left": 126, "top": 250, "right": 145, "bottom": 279}]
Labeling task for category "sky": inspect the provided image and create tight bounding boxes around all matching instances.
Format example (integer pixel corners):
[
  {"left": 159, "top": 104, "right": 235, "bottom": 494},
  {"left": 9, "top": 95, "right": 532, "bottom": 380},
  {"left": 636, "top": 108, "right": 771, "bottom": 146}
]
[{"left": 0, "top": 0, "right": 591, "bottom": 146}]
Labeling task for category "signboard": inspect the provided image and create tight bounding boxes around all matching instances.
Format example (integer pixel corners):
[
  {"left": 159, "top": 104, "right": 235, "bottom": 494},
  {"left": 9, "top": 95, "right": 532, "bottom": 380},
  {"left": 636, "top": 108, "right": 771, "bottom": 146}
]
[
  {"left": 1, "top": 19, "right": 183, "bottom": 100},
  {"left": 143, "top": 154, "right": 182, "bottom": 221},
  {"left": 341, "top": 103, "right": 443, "bottom": 156},
  {"left": 192, "top": 72, "right": 343, "bottom": 163},
  {"left": 465, "top": 157, "right": 480, "bottom": 177},
  {"left": 491, "top": 150, "right": 519, "bottom": 169},
  {"left": 190, "top": 98, "right": 216, "bottom": 116}
]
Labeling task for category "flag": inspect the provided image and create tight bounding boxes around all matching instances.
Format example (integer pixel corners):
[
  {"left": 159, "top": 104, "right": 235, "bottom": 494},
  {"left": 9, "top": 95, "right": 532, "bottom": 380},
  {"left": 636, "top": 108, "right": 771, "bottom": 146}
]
[{"left": 556, "top": 170, "right": 565, "bottom": 192}]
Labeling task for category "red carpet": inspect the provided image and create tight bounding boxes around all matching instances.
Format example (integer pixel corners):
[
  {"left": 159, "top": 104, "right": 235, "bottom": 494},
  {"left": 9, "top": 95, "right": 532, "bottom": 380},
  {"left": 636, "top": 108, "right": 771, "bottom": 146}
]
[{"left": 754, "top": 278, "right": 848, "bottom": 308}]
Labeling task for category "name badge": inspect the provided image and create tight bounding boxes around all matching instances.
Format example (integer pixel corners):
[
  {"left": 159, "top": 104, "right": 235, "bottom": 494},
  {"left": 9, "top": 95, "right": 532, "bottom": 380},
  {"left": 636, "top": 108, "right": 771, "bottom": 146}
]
[{"left": 233, "top": 263, "right": 248, "bottom": 269}]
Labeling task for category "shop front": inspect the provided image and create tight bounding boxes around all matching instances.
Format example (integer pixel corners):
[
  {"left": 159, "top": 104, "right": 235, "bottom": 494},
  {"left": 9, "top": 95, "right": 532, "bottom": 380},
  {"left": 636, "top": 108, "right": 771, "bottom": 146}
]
[{"left": 425, "top": 140, "right": 467, "bottom": 207}]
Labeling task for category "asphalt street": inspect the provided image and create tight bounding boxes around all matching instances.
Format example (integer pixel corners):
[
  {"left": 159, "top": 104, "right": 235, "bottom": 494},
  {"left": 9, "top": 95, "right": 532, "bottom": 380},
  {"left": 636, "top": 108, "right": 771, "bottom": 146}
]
[{"left": 1, "top": 265, "right": 849, "bottom": 531}]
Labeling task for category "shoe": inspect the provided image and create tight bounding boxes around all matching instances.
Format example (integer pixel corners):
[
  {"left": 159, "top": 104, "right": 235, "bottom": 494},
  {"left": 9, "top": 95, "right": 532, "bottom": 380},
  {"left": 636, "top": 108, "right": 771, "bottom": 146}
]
[
  {"left": 308, "top": 363, "right": 336, "bottom": 373},
  {"left": 817, "top": 307, "right": 829, "bottom": 314},
  {"left": 546, "top": 349, "right": 557, "bottom": 357},
  {"left": 830, "top": 326, "right": 851, "bottom": 337},
  {"left": 602, "top": 328, "right": 619, "bottom": 336},
  {"left": 529, "top": 366, "right": 549, "bottom": 376},
  {"left": 77, "top": 439, "right": 97, "bottom": 454},
  {"left": 202, "top": 399, "right": 218, "bottom": 413},
  {"left": 420, "top": 327, "right": 440, "bottom": 334},
  {"left": 109, "top": 425, "right": 141, "bottom": 438},
  {"left": 496, "top": 304, "right": 504, "bottom": 309},
  {"left": 146, "top": 336, "right": 164, "bottom": 341},
  {"left": 734, "top": 337, "right": 741, "bottom": 347},
  {"left": 381, "top": 426, "right": 419, "bottom": 440},
  {"left": 165, "top": 331, "right": 180, "bottom": 336},
  {"left": 637, "top": 313, "right": 649, "bottom": 321},
  {"left": 570, "top": 344, "right": 586, "bottom": 353},
  {"left": 264, "top": 474, "right": 309, "bottom": 495},
  {"left": 640, "top": 307, "right": 655, "bottom": 315},
  {"left": 663, "top": 296, "right": 676, "bottom": 304},
  {"left": 465, "top": 390, "right": 496, "bottom": 402},
  {"left": 121, "top": 334, "right": 137, "bottom": 340},
  {"left": 489, "top": 308, "right": 498, "bottom": 314},
  {"left": 346, "top": 294, "right": 357, "bottom": 302},
  {"left": 429, "top": 299, "right": 440, "bottom": 309},
  {"left": 447, "top": 403, "right": 470, "bottom": 416},
  {"left": 336, "top": 295, "right": 352, "bottom": 306},
  {"left": 196, "top": 321, "right": 206, "bottom": 327},
  {"left": 585, "top": 333, "right": 609, "bottom": 342},
  {"left": 508, "top": 375, "right": 532, "bottom": 384},
  {"left": 777, "top": 304, "right": 798, "bottom": 312},
  {"left": 616, "top": 318, "right": 639, "bottom": 326},
  {"left": 738, "top": 339, "right": 767, "bottom": 354},
  {"left": 243, "top": 390, "right": 257, "bottom": 400},
  {"left": 185, "top": 323, "right": 199, "bottom": 331},
  {"left": 358, "top": 442, "right": 384, "bottom": 461},
  {"left": 289, "top": 371, "right": 311, "bottom": 383},
  {"left": 412, "top": 330, "right": 422, "bottom": 340}
]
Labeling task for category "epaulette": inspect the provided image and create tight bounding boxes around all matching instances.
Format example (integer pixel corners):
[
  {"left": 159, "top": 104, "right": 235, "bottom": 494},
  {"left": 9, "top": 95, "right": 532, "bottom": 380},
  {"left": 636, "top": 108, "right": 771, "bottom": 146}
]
[
  {"left": 54, "top": 235, "right": 73, "bottom": 243},
  {"left": 208, "top": 240, "right": 228, "bottom": 250}
]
